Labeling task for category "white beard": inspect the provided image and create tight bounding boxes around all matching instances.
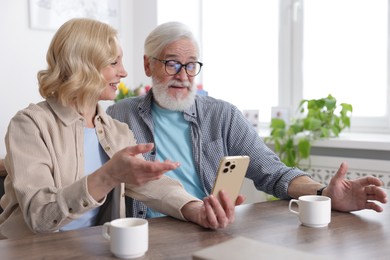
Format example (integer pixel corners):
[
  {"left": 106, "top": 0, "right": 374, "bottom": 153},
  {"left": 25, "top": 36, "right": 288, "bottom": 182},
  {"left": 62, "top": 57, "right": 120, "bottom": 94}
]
[{"left": 151, "top": 79, "right": 196, "bottom": 111}]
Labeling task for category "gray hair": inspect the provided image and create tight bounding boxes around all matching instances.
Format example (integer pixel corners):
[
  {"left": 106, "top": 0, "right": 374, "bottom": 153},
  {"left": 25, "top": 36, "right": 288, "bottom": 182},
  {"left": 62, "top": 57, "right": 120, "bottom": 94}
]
[{"left": 144, "top": 21, "right": 199, "bottom": 59}]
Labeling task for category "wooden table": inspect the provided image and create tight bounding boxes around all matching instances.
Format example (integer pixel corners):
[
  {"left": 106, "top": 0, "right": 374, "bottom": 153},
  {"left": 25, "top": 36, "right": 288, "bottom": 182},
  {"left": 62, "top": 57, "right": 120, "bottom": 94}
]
[{"left": 0, "top": 191, "right": 389, "bottom": 260}]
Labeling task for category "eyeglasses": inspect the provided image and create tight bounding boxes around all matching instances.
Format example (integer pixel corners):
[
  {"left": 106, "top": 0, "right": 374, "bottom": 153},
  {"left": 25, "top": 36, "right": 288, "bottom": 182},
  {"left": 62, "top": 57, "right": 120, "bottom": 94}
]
[{"left": 152, "top": 57, "right": 203, "bottom": 77}]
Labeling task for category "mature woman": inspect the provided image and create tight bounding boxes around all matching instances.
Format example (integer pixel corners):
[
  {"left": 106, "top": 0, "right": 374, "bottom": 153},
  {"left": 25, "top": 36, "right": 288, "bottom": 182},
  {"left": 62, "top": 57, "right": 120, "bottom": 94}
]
[{"left": 0, "top": 18, "right": 237, "bottom": 239}]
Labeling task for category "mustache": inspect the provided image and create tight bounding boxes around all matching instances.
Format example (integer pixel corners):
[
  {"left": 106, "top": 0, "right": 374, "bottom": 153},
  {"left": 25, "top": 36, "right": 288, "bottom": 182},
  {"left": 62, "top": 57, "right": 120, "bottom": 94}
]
[{"left": 167, "top": 80, "right": 192, "bottom": 88}]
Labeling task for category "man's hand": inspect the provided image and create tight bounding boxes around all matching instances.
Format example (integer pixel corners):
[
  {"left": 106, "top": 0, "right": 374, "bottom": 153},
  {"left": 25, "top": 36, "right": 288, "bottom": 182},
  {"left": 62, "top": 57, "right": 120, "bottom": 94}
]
[
  {"left": 323, "top": 162, "right": 388, "bottom": 212},
  {"left": 181, "top": 190, "right": 245, "bottom": 229}
]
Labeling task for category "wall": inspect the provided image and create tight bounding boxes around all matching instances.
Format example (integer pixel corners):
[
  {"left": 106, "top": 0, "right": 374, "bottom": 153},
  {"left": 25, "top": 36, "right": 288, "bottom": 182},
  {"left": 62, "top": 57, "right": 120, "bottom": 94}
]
[
  {"left": 0, "top": 0, "right": 160, "bottom": 157},
  {"left": 0, "top": 1, "right": 46, "bottom": 157},
  {"left": 0, "top": 1, "right": 269, "bottom": 205},
  {"left": 304, "top": 155, "right": 390, "bottom": 189}
]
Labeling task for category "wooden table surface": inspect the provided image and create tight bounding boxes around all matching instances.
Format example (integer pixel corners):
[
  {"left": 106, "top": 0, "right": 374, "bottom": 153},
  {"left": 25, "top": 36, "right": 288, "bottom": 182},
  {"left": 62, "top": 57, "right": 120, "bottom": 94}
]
[{"left": 0, "top": 190, "right": 389, "bottom": 260}]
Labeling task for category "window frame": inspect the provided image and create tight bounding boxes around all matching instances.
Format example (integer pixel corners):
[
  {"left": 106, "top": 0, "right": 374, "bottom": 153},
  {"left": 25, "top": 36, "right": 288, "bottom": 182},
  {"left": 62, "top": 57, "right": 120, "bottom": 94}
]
[
  {"left": 156, "top": 0, "right": 390, "bottom": 133},
  {"left": 285, "top": 0, "right": 390, "bottom": 133}
]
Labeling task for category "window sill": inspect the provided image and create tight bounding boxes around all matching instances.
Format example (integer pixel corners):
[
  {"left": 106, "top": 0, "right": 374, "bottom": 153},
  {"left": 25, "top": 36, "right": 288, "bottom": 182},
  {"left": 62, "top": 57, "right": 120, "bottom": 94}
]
[
  {"left": 260, "top": 130, "right": 390, "bottom": 152},
  {"left": 312, "top": 132, "right": 390, "bottom": 151}
]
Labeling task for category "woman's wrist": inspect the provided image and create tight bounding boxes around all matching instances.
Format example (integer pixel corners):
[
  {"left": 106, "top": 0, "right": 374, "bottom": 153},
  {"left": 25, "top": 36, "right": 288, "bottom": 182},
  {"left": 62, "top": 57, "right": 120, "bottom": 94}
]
[{"left": 87, "top": 168, "right": 119, "bottom": 202}]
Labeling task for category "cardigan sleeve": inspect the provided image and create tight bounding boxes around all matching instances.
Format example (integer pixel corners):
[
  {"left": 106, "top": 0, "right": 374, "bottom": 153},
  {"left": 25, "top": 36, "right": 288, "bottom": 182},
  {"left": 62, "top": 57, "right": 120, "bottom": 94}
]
[
  {"left": 104, "top": 109, "right": 202, "bottom": 221},
  {"left": 124, "top": 177, "right": 200, "bottom": 221},
  {"left": 3, "top": 106, "right": 104, "bottom": 234}
]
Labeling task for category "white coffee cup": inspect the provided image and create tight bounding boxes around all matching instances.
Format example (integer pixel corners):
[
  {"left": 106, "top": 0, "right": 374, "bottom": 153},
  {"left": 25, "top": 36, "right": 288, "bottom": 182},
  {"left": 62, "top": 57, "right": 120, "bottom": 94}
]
[
  {"left": 288, "top": 195, "right": 331, "bottom": 228},
  {"left": 102, "top": 218, "right": 148, "bottom": 259}
]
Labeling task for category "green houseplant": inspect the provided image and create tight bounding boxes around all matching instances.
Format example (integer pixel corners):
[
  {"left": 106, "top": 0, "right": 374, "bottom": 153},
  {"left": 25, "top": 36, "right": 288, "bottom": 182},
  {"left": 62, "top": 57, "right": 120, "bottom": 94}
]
[
  {"left": 114, "top": 82, "right": 150, "bottom": 102},
  {"left": 265, "top": 94, "right": 353, "bottom": 169}
]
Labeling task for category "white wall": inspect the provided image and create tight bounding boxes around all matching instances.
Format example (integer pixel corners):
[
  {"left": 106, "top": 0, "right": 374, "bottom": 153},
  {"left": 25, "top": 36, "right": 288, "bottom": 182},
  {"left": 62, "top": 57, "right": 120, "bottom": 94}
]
[{"left": 0, "top": 0, "right": 159, "bottom": 157}]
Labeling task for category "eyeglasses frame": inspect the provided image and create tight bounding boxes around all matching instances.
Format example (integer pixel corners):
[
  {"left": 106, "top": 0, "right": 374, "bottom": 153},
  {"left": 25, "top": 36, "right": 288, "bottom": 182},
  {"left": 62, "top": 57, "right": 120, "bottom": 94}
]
[{"left": 152, "top": 57, "right": 203, "bottom": 77}]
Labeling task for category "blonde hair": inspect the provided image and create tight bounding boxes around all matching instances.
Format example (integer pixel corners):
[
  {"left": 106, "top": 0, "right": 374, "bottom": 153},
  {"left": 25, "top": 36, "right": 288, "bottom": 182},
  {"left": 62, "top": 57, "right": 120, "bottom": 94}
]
[{"left": 38, "top": 18, "right": 118, "bottom": 113}]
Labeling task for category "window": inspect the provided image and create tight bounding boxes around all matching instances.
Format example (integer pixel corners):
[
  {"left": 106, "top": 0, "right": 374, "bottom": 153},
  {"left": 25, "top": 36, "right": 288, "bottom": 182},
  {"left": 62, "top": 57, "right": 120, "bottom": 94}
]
[
  {"left": 158, "top": 0, "right": 279, "bottom": 124},
  {"left": 296, "top": 0, "right": 389, "bottom": 131},
  {"left": 157, "top": 0, "right": 390, "bottom": 132},
  {"left": 157, "top": 0, "right": 200, "bottom": 39},
  {"left": 202, "top": 1, "right": 279, "bottom": 124},
  {"left": 157, "top": 0, "right": 202, "bottom": 86}
]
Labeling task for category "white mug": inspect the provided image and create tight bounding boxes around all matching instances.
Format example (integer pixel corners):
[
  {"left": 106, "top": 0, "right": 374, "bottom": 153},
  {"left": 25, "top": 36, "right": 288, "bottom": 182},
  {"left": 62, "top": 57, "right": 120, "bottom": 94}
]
[
  {"left": 288, "top": 195, "right": 331, "bottom": 228},
  {"left": 102, "top": 218, "right": 148, "bottom": 259}
]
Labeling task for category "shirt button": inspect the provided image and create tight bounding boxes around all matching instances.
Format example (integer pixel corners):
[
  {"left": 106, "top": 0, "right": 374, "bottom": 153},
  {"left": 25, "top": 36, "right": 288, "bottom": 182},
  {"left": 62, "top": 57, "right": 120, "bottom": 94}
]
[
  {"left": 53, "top": 219, "right": 58, "bottom": 224},
  {"left": 98, "top": 129, "right": 103, "bottom": 134},
  {"left": 82, "top": 201, "right": 89, "bottom": 207},
  {"left": 104, "top": 146, "right": 111, "bottom": 152},
  {"left": 68, "top": 208, "right": 73, "bottom": 213}
]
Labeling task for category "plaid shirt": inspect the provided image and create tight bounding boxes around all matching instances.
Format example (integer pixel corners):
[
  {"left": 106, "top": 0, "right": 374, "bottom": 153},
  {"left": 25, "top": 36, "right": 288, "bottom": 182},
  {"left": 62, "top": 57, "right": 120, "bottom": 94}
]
[{"left": 107, "top": 91, "right": 309, "bottom": 219}]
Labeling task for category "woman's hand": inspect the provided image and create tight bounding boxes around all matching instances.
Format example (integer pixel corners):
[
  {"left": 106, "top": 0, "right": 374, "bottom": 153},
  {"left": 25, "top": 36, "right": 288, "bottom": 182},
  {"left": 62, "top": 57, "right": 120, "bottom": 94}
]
[
  {"left": 87, "top": 143, "right": 180, "bottom": 201},
  {"left": 106, "top": 143, "right": 179, "bottom": 186}
]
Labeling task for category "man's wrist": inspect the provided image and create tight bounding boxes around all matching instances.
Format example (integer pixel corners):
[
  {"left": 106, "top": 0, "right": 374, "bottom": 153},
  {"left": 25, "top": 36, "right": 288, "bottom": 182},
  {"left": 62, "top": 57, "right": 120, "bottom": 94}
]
[
  {"left": 316, "top": 186, "right": 327, "bottom": 196},
  {"left": 181, "top": 200, "right": 203, "bottom": 223}
]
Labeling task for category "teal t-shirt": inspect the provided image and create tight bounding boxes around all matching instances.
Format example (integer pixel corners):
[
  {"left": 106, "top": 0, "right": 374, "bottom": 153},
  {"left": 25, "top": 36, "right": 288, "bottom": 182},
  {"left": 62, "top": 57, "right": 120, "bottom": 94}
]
[{"left": 147, "top": 103, "right": 206, "bottom": 218}]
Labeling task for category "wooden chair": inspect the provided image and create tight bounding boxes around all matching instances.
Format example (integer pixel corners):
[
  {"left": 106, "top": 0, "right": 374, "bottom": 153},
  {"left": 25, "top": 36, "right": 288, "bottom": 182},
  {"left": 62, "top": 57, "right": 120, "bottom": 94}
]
[
  {"left": 0, "top": 158, "right": 6, "bottom": 177},
  {"left": 0, "top": 159, "right": 6, "bottom": 213}
]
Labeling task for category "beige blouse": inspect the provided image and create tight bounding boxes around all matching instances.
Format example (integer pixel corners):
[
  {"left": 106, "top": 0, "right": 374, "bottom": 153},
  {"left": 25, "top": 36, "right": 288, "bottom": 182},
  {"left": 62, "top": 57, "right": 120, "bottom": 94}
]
[{"left": 0, "top": 98, "right": 198, "bottom": 239}]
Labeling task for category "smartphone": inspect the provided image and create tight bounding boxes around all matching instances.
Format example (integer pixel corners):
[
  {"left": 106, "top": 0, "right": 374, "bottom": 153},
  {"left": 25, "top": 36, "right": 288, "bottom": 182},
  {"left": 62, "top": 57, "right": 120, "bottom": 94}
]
[{"left": 211, "top": 155, "right": 250, "bottom": 203}]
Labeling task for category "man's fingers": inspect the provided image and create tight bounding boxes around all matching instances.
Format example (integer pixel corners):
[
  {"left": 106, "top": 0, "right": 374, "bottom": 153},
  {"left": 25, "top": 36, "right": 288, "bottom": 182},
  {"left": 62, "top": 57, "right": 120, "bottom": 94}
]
[
  {"left": 365, "top": 201, "right": 384, "bottom": 213},
  {"left": 359, "top": 175, "right": 385, "bottom": 188},
  {"left": 235, "top": 195, "right": 246, "bottom": 206},
  {"left": 364, "top": 186, "right": 388, "bottom": 203},
  {"left": 216, "top": 190, "right": 233, "bottom": 207},
  {"left": 333, "top": 162, "right": 348, "bottom": 181},
  {"left": 204, "top": 198, "right": 218, "bottom": 229}
]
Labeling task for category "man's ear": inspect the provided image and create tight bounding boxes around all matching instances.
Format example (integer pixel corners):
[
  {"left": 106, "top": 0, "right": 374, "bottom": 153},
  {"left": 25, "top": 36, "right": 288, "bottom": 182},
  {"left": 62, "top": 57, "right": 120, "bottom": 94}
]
[{"left": 144, "top": 55, "right": 152, "bottom": 77}]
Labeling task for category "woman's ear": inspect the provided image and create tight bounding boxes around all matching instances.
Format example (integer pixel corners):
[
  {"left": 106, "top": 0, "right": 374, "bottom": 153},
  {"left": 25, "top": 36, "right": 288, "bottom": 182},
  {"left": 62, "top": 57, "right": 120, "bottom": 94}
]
[{"left": 144, "top": 55, "right": 152, "bottom": 77}]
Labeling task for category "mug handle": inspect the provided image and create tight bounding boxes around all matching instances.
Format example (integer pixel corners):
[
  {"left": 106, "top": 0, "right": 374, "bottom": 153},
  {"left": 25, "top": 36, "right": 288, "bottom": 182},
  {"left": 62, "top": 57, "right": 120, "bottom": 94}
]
[
  {"left": 102, "top": 222, "right": 111, "bottom": 240},
  {"left": 289, "top": 199, "right": 299, "bottom": 216}
]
